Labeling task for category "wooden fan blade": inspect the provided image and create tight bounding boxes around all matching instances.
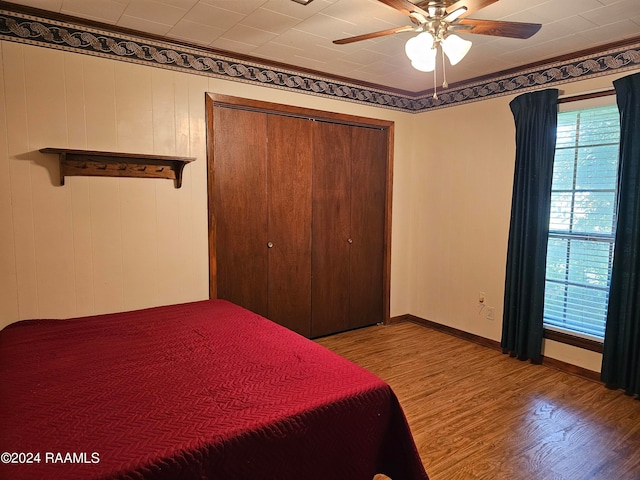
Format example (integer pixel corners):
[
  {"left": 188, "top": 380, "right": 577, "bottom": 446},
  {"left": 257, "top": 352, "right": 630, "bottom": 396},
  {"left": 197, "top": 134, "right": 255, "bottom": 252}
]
[
  {"left": 458, "top": 18, "right": 542, "bottom": 39},
  {"left": 376, "top": 0, "right": 429, "bottom": 18},
  {"left": 446, "top": 0, "right": 499, "bottom": 19},
  {"left": 333, "top": 25, "right": 415, "bottom": 45}
]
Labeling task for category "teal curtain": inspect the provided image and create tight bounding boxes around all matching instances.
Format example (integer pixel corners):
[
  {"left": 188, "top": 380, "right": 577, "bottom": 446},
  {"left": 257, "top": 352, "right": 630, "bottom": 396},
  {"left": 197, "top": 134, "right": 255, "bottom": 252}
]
[
  {"left": 601, "top": 72, "right": 640, "bottom": 396},
  {"left": 501, "top": 89, "right": 559, "bottom": 362}
]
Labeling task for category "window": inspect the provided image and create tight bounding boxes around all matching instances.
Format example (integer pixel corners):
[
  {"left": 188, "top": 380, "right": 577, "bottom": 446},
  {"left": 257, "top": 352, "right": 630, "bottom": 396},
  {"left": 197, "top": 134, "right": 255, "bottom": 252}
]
[{"left": 543, "top": 101, "right": 620, "bottom": 341}]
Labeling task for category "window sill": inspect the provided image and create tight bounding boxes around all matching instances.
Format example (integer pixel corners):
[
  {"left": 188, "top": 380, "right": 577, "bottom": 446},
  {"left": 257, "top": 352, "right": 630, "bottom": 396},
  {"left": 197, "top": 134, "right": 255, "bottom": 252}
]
[{"left": 543, "top": 328, "right": 603, "bottom": 353}]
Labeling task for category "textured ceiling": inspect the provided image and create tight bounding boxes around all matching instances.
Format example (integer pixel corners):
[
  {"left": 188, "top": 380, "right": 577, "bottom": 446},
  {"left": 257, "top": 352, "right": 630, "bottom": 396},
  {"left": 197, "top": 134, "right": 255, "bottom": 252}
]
[{"left": 4, "top": 0, "right": 640, "bottom": 93}]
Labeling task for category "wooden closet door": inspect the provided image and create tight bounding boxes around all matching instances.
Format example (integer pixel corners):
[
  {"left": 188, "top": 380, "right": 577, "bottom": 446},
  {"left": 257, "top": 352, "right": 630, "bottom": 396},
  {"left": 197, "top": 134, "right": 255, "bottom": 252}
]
[
  {"left": 213, "top": 107, "right": 268, "bottom": 317},
  {"left": 349, "top": 126, "right": 386, "bottom": 329},
  {"left": 208, "top": 94, "right": 392, "bottom": 338},
  {"left": 311, "top": 121, "right": 352, "bottom": 337},
  {"left": 266, "top": 115, "right": 313, "bottom": 337}
]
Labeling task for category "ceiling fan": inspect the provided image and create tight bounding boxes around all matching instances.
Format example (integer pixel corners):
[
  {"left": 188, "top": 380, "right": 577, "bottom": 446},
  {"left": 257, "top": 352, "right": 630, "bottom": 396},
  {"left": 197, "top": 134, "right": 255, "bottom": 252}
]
[{"left": 333, "top": 0, "right": 542, "bottom": 95}]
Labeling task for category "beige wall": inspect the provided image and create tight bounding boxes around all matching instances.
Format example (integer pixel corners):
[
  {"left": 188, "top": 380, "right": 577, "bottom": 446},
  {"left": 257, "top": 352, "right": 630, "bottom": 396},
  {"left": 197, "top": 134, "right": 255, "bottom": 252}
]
[
  {"left": 409, "top": 69, "right": 640, "bottom": 373},
  {"left": 2, "top": 38, "right": 639, "bottom": 373},
  {"left": 0, "top": 40, "right": 415, "bottom": 329}
]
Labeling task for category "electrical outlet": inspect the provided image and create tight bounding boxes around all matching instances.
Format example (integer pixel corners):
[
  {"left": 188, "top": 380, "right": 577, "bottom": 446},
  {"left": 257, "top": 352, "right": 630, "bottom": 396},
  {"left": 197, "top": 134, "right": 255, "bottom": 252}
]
[
  {"left": 478, "top": 292, "right": 485, "bottom": 304},
  {"left": 486, "top": 307, "right": 495, "bottom": 321}
]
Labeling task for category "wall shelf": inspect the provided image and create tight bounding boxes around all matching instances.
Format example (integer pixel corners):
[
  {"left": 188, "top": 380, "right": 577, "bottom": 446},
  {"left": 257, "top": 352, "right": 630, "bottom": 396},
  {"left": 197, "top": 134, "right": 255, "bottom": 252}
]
[{"left": 40, "top": 148, "right": 196, "bottom": 188}]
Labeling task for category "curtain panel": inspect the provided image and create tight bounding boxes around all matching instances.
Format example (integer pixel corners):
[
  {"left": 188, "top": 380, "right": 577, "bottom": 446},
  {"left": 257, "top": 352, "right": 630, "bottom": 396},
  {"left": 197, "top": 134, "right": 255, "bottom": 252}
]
[
  {"left": 601, "top": 72, "right": 640, "bottom": 396},
  {"left": 501, "top": 89, "right": 559, "bottom": 362}
]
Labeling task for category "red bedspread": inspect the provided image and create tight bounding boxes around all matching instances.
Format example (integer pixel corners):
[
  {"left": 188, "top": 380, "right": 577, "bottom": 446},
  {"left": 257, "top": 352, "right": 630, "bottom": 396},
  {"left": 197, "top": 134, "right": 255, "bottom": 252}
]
[{"left": 0, "top": 299, "right": 428, "bottom": 480}]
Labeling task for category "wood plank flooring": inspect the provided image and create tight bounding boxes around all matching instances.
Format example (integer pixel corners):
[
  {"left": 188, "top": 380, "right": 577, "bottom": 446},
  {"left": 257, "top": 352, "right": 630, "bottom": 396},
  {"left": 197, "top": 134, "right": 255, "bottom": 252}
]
[{"left": 315, "top": 322, "right": 640, "bottom": 480}]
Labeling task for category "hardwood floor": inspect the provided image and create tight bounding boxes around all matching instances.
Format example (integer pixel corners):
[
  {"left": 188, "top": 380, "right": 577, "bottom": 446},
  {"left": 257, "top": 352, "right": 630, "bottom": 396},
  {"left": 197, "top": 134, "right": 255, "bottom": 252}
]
[{"left": 315, "top": 322, "right": 640, "bottom": 480}]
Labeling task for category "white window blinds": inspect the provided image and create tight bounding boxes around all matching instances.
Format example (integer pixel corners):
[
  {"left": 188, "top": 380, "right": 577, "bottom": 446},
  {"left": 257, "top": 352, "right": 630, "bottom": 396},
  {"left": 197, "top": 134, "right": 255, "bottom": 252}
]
[{"left": 543, "top": 102, "right": 620, "bottom": 340}]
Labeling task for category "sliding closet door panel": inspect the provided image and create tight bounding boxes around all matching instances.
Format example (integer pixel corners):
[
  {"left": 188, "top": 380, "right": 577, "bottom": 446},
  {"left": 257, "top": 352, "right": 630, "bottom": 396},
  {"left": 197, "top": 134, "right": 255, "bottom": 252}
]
[
  {"left": 311, "top": 121, "right": 352, "bottom": 338},
  {"left": 350, "top": 127, "right": 386, "bottom": 328},
  {"left": 213, "top": 107, "right": 268, "bottom": 317},
  {"left": 267, "top": 115, "right": 313, "bottom": 337}
]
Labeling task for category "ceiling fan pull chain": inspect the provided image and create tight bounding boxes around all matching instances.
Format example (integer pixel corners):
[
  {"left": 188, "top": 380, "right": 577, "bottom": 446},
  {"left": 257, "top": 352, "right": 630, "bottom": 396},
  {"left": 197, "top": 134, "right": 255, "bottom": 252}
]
[
  {"left": 433, "top": 65, "right": 438, "bottom": 100},
  {"left": 441, "top": 48, "right": 448, "bottom": 89}
]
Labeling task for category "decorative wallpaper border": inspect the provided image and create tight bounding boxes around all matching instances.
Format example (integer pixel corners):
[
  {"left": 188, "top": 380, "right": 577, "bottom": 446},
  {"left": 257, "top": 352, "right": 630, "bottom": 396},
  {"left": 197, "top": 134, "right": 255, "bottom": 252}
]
[
  {"left": 417, "top": 44, "right": 640, "bottom": 110},
  {"left": 1, "top": 8, "right": 639, "bottom": 113}
]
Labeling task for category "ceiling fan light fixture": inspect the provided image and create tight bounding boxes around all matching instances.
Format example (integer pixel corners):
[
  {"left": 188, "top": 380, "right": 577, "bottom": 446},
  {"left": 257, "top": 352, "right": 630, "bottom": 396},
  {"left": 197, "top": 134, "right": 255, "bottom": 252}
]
[
  {"left": 410, "top": 48, "right": 437, "bottom": 72},
  {"left": 441, "top": 34, "right": 472, "bottom": 65},
  {"left": 405, "top": 32, "right": 434, "bottom": 61},
  {"left": 290, "top": 0, "right": 314, "bottom": 4}
]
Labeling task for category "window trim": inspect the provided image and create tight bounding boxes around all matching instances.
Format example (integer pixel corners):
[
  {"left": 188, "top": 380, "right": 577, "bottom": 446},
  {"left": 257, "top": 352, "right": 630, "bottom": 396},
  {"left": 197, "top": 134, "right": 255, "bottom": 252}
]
[
  {"left": 557, "top": 90, "right": 615, "bottom": 105},
  {"left": 543, "top": 327, "right": 604, "bottom": 353}
]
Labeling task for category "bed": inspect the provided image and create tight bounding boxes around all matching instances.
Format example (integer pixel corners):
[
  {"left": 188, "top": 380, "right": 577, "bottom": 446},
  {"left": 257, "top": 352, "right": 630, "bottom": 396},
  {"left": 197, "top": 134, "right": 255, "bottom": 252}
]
[{"left": 0, "top": 299, "right": 428, "bottom": 480}]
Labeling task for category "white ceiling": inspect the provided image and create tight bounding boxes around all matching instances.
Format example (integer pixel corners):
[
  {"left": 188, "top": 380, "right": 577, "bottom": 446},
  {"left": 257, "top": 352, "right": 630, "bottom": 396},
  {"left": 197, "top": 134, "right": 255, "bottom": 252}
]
[{"left": 5, "top": 0, "right": 640, "bottom": 92}]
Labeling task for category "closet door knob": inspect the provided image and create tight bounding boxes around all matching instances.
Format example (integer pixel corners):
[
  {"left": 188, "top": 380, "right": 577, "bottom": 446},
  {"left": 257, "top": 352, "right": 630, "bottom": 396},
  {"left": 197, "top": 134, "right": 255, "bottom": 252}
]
[
  {"left": 267, "top": 242, "right": 274, "bottom": 248},
  {"left": 347, "top": 238, "right": 353, "bottom": 244}
]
